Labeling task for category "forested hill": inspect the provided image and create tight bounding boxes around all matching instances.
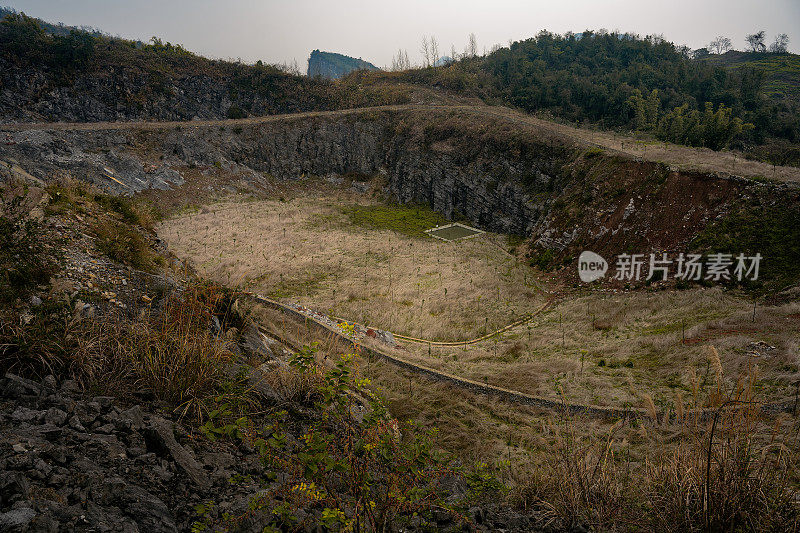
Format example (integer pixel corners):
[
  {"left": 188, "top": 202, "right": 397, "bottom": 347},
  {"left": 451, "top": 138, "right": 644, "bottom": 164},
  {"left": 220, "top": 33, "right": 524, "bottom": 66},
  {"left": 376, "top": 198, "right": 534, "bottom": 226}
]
[
  {"left": 0, "top": 12, "right": 404, "bottom": 122},
  {"left": 307, "top": 50, "right": 379, "bottom": 79},
  {"left": 702, "top": 50, "right": 800, "bottom": 105},
  {"left": 2, "top": 8, "right": 798, "bottom": 164},
  {"left": 0, "top": 6, "right": 103, "bottom": 37},
  {"left": 381, "top": 30, "right": 800, "bottom": 161}
]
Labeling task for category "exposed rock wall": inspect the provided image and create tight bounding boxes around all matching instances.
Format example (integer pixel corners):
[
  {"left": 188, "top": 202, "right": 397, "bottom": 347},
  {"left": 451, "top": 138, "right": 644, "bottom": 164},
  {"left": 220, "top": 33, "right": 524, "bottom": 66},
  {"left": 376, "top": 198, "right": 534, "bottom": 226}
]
[
  {"left": 174, "top": 115, "right": 552, "bottom": 235},
  {"left": 3, "top": 110, "right": 797, "bottom": 265},
  {"left": 307, "top": 50, "right": 379, "bottom": 79}
]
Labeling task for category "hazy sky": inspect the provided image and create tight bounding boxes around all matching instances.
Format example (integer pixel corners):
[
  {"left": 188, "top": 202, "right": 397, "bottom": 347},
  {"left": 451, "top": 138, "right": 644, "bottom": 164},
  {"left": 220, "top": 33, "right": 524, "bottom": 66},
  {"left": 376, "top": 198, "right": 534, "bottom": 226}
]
[{"left": 5, "top": 0, "right": 799, "bottom": 69}]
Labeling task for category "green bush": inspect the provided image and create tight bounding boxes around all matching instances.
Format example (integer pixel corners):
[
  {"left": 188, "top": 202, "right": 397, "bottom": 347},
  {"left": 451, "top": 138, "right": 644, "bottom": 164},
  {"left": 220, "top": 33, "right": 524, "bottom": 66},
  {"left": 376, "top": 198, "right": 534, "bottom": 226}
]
[
  {"left": 0, "top": 217, "right": 55, "bottom": 302},
  {"left": 226, "top": 105, "right": 247, "bottom": 119}
]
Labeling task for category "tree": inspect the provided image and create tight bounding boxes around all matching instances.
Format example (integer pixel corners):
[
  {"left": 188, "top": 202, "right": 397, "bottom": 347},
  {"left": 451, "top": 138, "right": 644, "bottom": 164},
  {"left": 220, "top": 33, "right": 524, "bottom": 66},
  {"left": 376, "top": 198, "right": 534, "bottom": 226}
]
[
  {"left": 429, "top": 35, "right": 439, "bottom": 66},
  {"left": 391, "top": 48, "right": 411, "bottom": 71},
  {"left": 466, "top": 32, "right": 478, "bottom": 58},
  {"left": 709, "top": 36, "right": 732, "bottom": 54},
  {"left": 768, "top": 33, "right": 789, "bottom": 53},
  {"left": 692, "top": 47, "right": 710, "bottom": 59},
  {"left": 0, "top": 12, "right": 48, "bottom": 65},
  {"left": 54, "top": 29, "right": 96, "bottom": 67},
  {"left": 420, "top": 35, "right": 431, "bottom": 67},
  {"left": 745, "top": 31, "right": 766, "bottom": 53},
  {"left": 656, "top": 102, "right": 751, "bottom": 150}
]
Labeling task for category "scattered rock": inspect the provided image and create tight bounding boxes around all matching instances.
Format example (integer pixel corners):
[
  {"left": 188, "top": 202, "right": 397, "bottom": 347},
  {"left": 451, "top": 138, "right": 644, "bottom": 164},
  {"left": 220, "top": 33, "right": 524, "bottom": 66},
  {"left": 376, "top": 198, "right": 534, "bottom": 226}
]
[
  {"left": 11, "top": 407, "right": 42, "bottom": 423},
  {"left": 43, "top": 408, "right": 67, "bottom": 426},
  {"left": 67, "top": 415, "right": 86, "bottom": 432},
  {"left": 147, "top": 417, "right": 211, "bottom": 491}
]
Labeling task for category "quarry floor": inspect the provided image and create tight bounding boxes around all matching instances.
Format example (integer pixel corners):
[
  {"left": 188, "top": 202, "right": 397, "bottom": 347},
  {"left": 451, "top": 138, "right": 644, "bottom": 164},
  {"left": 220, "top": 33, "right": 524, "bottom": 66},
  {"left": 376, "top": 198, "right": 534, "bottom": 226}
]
[{"left": 158, "top": 189, "right": 800, "bottom": 410}]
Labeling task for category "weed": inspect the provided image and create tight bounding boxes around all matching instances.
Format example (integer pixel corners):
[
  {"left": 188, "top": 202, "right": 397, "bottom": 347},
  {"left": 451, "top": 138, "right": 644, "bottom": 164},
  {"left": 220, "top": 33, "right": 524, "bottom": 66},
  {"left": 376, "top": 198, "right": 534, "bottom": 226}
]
[
  {"left": 92, "top": 219, "right": 159, "bottom": 272},
  {"left": 340, "top": 203, "right": 448, "bottom": 237},
  {"left": 0, "top": 216, "right": 55, "bottom": 302}
]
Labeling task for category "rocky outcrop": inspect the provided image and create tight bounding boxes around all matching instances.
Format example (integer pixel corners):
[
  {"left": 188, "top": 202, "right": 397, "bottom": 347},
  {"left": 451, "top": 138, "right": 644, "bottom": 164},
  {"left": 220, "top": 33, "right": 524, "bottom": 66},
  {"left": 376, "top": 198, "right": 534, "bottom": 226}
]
[
  {"left": 307, "top": 50, "right": 379, "bottom": 79},
  {"left": 0, "top": 373, "right": 267, "bottom": 532},
  {"left": 0, "top": 370, "right": 553, "bottom": 532},
  {"left": 0, "top": 56, "right": 360, "bottom": 124},
  {"left": 1, "top": 111, "right": 550, "bottom": 235}
]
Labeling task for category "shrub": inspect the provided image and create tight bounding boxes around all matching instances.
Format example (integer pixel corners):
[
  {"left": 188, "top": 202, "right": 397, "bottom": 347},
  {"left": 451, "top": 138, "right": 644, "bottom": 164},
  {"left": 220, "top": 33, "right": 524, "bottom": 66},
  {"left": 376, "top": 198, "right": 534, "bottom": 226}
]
[
  {"left": 92, "top": 219, "right": 158, "bottom": 272},
  {"left": 206, "top": 345, "right": 465, "bottom": 531},
  {"left": 227, "top": 104, "right": 246, "bottom": 119},
  {"left": 0, "top": 216, "right": 55, "bottom": 302}
]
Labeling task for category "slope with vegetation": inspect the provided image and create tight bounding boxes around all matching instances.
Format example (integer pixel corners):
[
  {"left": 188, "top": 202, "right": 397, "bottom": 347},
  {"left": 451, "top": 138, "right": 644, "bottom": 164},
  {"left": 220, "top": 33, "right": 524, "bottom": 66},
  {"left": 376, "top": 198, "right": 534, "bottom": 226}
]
[
  {"left": 1, "top": 12, "right": 800, "bottom": 532},
  {"left": 0, "top": 177, "right": 536, "bottom": 531},
  {"left": 0, "top": 12, "right": 408, "bottom": 122},
  {"left": 373, "top": 30, "right": 800, "bottom": 163}
]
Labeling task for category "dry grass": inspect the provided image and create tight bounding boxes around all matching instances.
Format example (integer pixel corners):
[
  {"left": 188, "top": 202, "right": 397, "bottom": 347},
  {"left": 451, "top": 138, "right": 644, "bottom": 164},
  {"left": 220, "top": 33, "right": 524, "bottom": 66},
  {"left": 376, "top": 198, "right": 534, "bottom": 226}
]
[
  {"left": 453, "top": 105, "right": 800, "bottom": 184},
  {"left": 518, "top": 361, "right": 800, "bottom": 531},
  {"left": 242, "top": 295, "right": 800, "bottom": 530},
  {"left": 382, "top": 287, "right": 800, "bottom": 408},
  {"left": 159, "top": 193, "right": 800, "bottom": 409},
  {"left": 2, "top": 282, "right": 235, "bottom": 419},
  {"left": 75, "top": 284, "right": 234, "bottom": 416},
  {"left": 158, "top": 191, "right": 549, "bottom": 341}
]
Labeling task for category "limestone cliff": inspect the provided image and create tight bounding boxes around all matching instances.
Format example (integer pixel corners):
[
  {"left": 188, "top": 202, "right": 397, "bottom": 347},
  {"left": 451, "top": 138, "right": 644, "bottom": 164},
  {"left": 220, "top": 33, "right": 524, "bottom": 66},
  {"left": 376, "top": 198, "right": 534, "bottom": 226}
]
[{"left": 307, "top": 50, "right": 379, "bottom": 79}]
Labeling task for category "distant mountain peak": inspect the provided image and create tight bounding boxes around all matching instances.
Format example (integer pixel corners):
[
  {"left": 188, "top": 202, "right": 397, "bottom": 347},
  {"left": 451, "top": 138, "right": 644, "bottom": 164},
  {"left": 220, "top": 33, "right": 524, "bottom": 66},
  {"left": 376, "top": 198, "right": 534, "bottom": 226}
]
[{"left": 307, "top": 50, "right": 379, "bottom": 79}]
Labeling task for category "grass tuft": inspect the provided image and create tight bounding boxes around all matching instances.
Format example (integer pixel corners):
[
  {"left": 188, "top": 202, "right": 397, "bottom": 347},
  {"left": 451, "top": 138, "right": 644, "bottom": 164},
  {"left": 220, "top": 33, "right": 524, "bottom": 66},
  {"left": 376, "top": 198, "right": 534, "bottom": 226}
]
[{"left": 92, "top": 219, "right": 160, "bottom": 272}]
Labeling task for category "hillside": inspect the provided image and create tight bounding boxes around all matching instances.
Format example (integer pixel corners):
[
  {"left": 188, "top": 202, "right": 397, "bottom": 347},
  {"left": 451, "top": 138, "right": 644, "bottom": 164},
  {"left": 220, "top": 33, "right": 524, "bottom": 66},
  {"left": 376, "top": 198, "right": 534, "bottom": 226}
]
[
  {"left": 0, "top": 5, "right": 104, "bottom": 37},
  {"left": 368, "top": 30, "right": 800, "bottom": 162},
  {"left": 703, "top": 50, "right": 800, "bottom": 104},
  {"left": 307, "top": 49, "right": 379, "bottom": 79},
  {"left": 2, "top": 11, "right": 797, "bottom": 165},
  {"left": 2, "top": 12, "right": 800, "bottom": 532},
  {"left": 0, "top": 13, "right": 407, "bottom": 122},
  {"left": 2, "top": 105, "right": 800, "bottom": 530}
]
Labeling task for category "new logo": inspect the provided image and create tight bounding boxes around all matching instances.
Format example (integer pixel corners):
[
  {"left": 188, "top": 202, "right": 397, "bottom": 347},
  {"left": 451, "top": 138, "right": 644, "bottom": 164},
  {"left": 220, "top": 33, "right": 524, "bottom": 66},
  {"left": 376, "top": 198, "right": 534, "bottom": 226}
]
[{"left": 578, "top": 251, "right": 608, "bottom": 282}]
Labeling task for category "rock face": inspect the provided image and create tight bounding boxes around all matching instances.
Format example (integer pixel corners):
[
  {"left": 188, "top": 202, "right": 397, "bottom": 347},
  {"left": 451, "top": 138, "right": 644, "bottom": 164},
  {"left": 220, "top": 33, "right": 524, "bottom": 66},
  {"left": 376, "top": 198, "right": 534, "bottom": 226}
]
[
  {"left": 3, "top": 109, "right": 798, "bottom": 268},
  {"left": 0, "top": 56, "right": 353, "bottom": 124},
  {"left": 1, "top": 112, "right": 549, "bottom": 235},
  {"left": 307, "top": 50, "right": 379, "bottom": 79},
  {"left": 0, "top": 58, "right": 236, "bottom": 122}
]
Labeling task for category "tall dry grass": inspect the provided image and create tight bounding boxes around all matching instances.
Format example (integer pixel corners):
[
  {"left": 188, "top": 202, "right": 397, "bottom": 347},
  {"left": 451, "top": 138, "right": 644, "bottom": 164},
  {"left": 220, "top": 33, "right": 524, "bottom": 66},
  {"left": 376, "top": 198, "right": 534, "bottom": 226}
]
[
  {"left": 68, "top": 283, "right": 234, "bottom": 418},
  {"left": 519, "top": 350, "right": 799, "bottom": 531}
]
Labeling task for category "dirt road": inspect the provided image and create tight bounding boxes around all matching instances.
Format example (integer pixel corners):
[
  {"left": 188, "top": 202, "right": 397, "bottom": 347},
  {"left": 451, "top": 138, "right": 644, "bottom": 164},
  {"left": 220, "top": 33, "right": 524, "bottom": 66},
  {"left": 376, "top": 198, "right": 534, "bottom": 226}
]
[{"left": 3, "top": 103, "right": 799, "bottom": 183}]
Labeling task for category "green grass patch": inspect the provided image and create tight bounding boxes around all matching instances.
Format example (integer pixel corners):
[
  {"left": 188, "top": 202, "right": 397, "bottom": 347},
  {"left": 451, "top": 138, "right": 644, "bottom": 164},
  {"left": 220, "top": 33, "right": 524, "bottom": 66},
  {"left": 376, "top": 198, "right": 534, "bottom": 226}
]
[
  {"left": 340, "top": 203, "right": 448, "bottom": 238},
  {"left": 269, "top": 271, "right": 329, "bottom": 298},
  {"left": 94, "top": 193, "right": 142, "bottom": 225}
]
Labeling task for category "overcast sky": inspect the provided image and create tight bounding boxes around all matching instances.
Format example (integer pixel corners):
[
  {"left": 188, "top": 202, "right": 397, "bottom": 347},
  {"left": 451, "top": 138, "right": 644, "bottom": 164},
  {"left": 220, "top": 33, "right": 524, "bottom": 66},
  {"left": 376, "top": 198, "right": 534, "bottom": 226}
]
[{"left": 4, "top": 0, "right": 799, "bottom": 70}]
